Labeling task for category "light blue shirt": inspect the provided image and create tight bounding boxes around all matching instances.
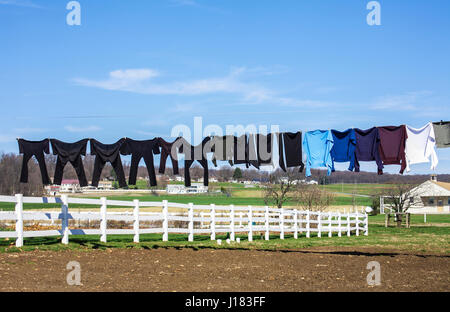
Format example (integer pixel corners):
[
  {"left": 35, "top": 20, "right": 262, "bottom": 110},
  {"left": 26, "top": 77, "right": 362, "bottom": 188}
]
[{"left": 303, "top": 130, "right": 334, "bottom": 177}]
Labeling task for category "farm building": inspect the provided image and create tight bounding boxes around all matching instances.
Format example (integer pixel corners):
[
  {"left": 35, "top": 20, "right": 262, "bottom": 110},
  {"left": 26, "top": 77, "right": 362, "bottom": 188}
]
[
  {"left": 166, "top": 183, "right": 208, "bottom": 194},
  {"left": 60, "top": 179, "right": 82, "bottom": 193},
  {"left": 407, "top": 175, "right": 450, "bottom": 214}
]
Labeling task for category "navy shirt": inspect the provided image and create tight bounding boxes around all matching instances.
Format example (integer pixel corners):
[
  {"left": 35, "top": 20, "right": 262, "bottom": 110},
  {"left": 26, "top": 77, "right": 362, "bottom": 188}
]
[
  {"left": 354, "top": 127, "right": 384, "bottom": 174},
  {"left": 330, "top": 129, "right": 356, "bottom": 172}
]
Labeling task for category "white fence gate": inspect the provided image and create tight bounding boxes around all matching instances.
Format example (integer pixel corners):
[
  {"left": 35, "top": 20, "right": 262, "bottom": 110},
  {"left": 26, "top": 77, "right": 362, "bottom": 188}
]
[{"left": 0, "top": 194, "right": 368, "bottom": 247}]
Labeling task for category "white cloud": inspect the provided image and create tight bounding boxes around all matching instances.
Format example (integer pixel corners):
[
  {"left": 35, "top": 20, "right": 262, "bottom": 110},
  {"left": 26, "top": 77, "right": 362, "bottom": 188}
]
[
  {"left": 73, "top": 67, "right": 334, "bottom": 108},
  {"left": 64, "top": 125, "right": 101, "bottom": 133},
  {"left": 371, "top": 91, "right": 433, "bottom": 111},
  {"left": 0, "top": 0, "right": 42, "bottom": 8},
  {"left": 169, "top": 0, "right": 199, "bottom": 6},
  {"left": 0, "top": 134, "right": 16, "bottom": 143},
  {"left": 13, "top": 127, "right": 47, "bottom": 133}
]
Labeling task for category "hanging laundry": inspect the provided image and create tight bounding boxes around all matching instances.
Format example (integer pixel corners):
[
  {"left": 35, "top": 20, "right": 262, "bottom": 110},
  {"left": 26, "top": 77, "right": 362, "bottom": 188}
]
[
  {"left": 17, "top": 138, "right": 51, "bottom": 185},
  {"left": 233, "top": 134, "right": 250, "bottom": 168},
  {"left": 50, "top": 139, "right": 89, "bottom": 187},
  {"left": 90, "top": 138, "right": 127, "bottom": 188},
  {"left": 256, "top": 133, "right": 272, "bottom": 166},
  {"left": 354, "top": 127, "right": 383, "bottom": 174},
  {"left": 432, "top": 121, "right": 450, "bottom": 148},
  {"left": 158, "top": 137, "right": 181, "bottom": 175},
  {"left": 405, "top": 123, "right": 438, "bottom": 172},
  {"left": 178, "top": 137, "right": 211, "bottom": 187},
  {"left": 257, "top": 133, "right": 286, "bottom": 172},
  {"left": 210, "top": 135, "right": 234, "bottom": 167},
  {"left": 120, "top": 138, "right": 160, "bottom": 186},
  {"left": 377, "top": 125, "right": 407, "bottom": 174},
  {"left": 247, "top": 134, "right": 260, "bottom": 169},
  {"left": 281, "top": 131, "right": 304, "bottom": 172},
  {"left": 303, "top": 130, "right": 334, "bottom": 177},
  {"left": 330, "top": 129, "right": 356, "bottom": 172}
]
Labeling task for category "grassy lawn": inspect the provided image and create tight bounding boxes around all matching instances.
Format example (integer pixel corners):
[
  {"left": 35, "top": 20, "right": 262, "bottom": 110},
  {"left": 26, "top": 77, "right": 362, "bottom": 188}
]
[
  {"left": 1, "top": 221, "right": 449, "bottom": 254},
  {"left": 0, "top": 193, "right": 372, "bottom": 211},
  {"left": 321, "top": 183, "right": 399, "bottom": 195}
]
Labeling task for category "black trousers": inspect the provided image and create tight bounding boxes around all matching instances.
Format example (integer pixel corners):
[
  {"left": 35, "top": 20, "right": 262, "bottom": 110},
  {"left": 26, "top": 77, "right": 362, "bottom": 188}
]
[
  {"left": 91, "top": 156, "right": 127, "bottom": 188},
  {"left": 18, "top": 139, "right": 51, "bottom": 185},
  {"left": 129, "top": 154, "right": 157, "bottom": 186},
  {"left": 20, "top": 152, "right": 51, "bottom": 185},
  {"left": 184, "top": 159, "right": 209, "bottom": 187},
  {"left": 53, "top": 156, "right": 88, "bottom": 187}
]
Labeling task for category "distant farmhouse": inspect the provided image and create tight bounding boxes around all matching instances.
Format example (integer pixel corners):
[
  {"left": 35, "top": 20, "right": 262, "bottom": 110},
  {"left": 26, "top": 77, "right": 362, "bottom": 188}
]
[
  {"left": 407, "top": 175, "right": 450, "bottom": 214},
  {"left": 166, "top": 183, "right": 208, "bottom": 194}
]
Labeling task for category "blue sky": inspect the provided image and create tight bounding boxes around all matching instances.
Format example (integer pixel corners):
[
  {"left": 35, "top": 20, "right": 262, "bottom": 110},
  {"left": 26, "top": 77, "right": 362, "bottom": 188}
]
[{"left": 1, "top": 0, "right": 449, "bottom": 174}]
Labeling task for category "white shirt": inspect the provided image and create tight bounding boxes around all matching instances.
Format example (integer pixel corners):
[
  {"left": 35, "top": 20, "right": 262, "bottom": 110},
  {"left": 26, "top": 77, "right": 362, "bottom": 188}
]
[{"left": 405, "top": 122, "right": 438, "bottom": 172}]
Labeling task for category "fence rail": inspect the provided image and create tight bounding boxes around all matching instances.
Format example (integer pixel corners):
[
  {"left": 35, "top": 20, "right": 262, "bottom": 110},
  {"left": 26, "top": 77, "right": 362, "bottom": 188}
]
[{"left": 0, "top": 194, "right": 368, "bottom": 247}]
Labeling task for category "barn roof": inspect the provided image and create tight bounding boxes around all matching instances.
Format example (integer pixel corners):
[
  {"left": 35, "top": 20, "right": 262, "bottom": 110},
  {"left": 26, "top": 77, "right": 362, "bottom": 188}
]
[{"left": 433, "top": 181, "right": 450, "bottom": 191}]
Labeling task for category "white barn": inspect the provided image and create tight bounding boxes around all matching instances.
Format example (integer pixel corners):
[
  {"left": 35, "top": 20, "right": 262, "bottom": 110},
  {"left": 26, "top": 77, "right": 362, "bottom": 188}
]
[{"left": 407, "top": 175, "right": 450, "bottom": 214}]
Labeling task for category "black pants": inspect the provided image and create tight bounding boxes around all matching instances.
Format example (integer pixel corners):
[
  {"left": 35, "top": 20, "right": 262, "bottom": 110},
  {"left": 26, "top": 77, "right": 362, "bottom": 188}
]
[
  {"left": 20, "top": 152, "right": 51, "bottom": 185},
  {"left": 91, "top": 156, "right": 127, "bottom": 188},
  {"left": 18, "top": 139, "right": 51, "bottom": 185},
  {"left": 129, "top": 154, "right": 157, "bottom": 186},
  {"left": 53, "top": 156, "right": 88, "bottom": 187},
  {"left": 184, "top": 159, "right": 209, "bottom": 187}
]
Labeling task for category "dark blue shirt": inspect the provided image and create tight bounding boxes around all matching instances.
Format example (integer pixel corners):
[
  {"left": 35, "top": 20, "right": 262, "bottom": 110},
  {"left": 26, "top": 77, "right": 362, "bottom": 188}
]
[{"left": 330, "top": 129, "right": 356, "bottom": 171}]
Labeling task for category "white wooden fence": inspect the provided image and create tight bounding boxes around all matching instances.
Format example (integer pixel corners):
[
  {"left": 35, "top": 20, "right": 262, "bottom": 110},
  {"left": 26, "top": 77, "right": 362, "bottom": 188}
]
[{"left": 0, "top": 194, "right": 368, "bottom": 247}]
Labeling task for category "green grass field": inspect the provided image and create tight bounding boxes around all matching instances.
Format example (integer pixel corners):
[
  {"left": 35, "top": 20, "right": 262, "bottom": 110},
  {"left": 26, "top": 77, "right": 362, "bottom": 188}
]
[
  {"left": 0, "top": 182, "right": 382, "bottom": 211},
  {"left": 1, "top": 220, "right": 449, "bottom": 254}
]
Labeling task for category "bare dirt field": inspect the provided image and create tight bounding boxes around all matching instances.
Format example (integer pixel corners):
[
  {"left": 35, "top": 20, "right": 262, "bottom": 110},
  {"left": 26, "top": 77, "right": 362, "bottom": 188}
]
[{"left": 0, "top": 247, "right": 449, "bottom": 292}]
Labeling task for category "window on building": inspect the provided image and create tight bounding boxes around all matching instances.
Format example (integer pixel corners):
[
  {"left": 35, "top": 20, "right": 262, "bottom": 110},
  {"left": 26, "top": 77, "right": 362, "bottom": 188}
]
[
  {"left": 438, "top": 200, "right": 443, "bottom": 207},
  {"left": 448, "top": 198, "right": 450, "bottom": 205},
  {"left": 428, "top": 197, "right": 435, "bottom": 205},
  {"left": 409, "top": 197, "right": 414, "bottom": 204}
]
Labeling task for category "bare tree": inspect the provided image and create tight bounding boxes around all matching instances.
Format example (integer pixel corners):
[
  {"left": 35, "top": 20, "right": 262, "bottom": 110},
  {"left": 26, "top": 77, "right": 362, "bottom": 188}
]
[
  {"left": 262, "top": 169, "right": 302, "bottom": 208},
  {"left": 383, "top": 183, "right": 417, "bottom": 226},
  {"left": 296, "top": 184, "right": 335, "bottom": 212}
]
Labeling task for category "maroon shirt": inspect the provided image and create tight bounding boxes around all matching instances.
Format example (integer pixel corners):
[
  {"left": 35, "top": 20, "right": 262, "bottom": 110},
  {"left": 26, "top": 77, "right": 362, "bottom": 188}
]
[{"left": 377, "top": 125, "right": 407, "bottom": 174}]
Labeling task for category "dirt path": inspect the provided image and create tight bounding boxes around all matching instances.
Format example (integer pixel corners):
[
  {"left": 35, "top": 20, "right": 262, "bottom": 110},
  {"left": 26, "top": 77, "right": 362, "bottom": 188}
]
[{"left": 0, "top": 247, "right": 448, "bottom": 292}]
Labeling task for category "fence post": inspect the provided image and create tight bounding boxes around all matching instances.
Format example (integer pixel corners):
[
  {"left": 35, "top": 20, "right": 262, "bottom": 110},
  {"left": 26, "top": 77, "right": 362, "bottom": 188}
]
[
  {"left": 248, "top": 205, "right": 253, "bottom": 242},
  {"left": 100, "top": 197, "right": 107, "bottom": 243},
  {"left": 293, "top": 209, "right": 298, "bottom": 239},
  {"left": 188, "top": 203, "right": 194, "bottom": 242},
  {"left": 15, "top": 194, "right": 23, "bottom": 248},
  {"left": 61, "top": 194, "right": 69, "bottom": 245},
  {"left": 317, "top": 211, "right": 321, "bottom": 238},
  {"left": 306, "top": 211, "right": 310, "bottom": 238},
  {"left": 264, "top": 206, "right": 269, "bottom": 240},
  {"left": 230, "top": 204, "right": 235, "bottom": 241},
  {"left": 364, "top": 213, "right": 369, "bottom": 236},
  {"left": 162, "top": 200, "right": 168, "bottom": 241},
  {"left": 338, "top": 212, "right": 342, "bottom": 237},
  {"left": 133, "top": 199, "right": 140, "bottom": 243},
  {"left": 279, "top": 208, "right": 284, "bottom": 240},
  {"left": 328, "top": 212, "right": 332, "bottom": 237},
  {"left": 356, "top": 213, "right": 360, "bottom": 236},
  {"left": 347, "top": 212, "right": 351, "bottom": 237},
  {"left": 210, "top": 204, "right": 216, "bottom": 240}
]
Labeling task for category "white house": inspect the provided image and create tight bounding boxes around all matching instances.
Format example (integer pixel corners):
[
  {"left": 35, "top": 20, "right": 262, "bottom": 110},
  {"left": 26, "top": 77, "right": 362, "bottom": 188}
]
[
  {"left": 60, "top": 179, "right": 81, "bottom": 193},
  {"left": 406, "top": 175, "right": 450, "bottom": 214},
  {"left": 166, "top": 184, "right": 187, "bottom": 194},
  {"left": 166, "top": 183, "right": 208, "bottom": 194},
  {"left": 381, "top": 175, "right": 450, "bottom": 214}
]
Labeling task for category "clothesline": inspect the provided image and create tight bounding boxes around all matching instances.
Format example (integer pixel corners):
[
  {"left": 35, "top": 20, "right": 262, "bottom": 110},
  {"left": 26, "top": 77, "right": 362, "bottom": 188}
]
[{"left": 16, "top": 121, "right": 450, "bottom": 188}]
